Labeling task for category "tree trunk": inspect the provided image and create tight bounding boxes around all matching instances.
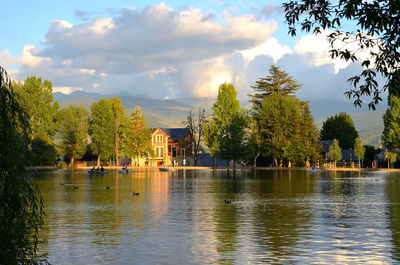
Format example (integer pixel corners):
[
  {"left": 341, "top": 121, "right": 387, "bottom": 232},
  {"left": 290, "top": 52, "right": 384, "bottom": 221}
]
[
  {"left": 213, "top": 156, "right": 216, "bottom": 168},
  {"left": 115, "top": 130, "right": 119, "bottom": 167},
  {"left": 253, "top": 152, "right": 259, "bottom": 168},
  {"left": 388, "top": 159, "right": 390, "bottom": 169},
  {"left": 97, "top": 155, "right": 100, "bottom": 167},
  {"left": 70, "top": 157, "right": 75, "bottom": 167}
]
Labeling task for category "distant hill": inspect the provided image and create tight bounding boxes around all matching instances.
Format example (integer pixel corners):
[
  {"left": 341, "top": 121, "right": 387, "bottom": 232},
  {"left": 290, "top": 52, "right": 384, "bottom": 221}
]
[{"left": 54, "top": 91, "right": 386, "bottom": 146}]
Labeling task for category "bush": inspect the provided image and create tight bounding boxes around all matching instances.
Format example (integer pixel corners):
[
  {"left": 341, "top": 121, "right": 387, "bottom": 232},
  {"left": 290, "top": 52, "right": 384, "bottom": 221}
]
[{"left": 57, "top": 161, "right": 67, "bottom": 169}]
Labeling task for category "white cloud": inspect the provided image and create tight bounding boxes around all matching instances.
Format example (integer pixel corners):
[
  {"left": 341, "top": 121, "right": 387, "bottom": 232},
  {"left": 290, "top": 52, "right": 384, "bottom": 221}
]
[
  {"left": 9, "top": 3, "right": 278, "bottom": 98},
  {"left": 241, "top": 37, "right": 291, "bottom": 62},
  {"left": 0, "top": 49, "right": 16, "bottom": 68},
  {"left": 4, "top": 3, "right": 373, "bottom": 104}
]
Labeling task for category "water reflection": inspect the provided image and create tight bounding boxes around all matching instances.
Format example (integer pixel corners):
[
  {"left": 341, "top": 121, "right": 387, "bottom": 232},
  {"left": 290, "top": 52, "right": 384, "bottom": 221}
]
[{"left": 35, "top": 169, "right": 400, "bottom": 264}]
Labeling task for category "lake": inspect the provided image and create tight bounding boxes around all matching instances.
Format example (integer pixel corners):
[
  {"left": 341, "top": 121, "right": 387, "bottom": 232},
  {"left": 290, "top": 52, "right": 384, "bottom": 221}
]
[{"left": 36, "top": 169, "right": 400, "bottom": 264}]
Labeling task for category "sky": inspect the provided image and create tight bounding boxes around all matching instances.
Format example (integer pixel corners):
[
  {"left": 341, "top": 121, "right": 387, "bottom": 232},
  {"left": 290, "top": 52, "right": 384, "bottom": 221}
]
[{"left": 0, "top": 0, "right": 380, "bottom": 103}]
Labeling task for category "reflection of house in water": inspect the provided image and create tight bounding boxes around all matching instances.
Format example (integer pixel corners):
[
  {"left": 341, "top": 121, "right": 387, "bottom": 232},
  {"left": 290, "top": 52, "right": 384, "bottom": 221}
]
[{"left": 149, "top": 128, "right": 192, "bottom": 167}]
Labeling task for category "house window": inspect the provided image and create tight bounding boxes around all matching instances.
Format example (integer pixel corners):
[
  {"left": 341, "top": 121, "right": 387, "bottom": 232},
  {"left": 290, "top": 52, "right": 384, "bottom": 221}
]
[
  {"left": 155, "top": 147, "right": 164, "bottom": 157},
  {"left": 172, "top": 146, "right": 177, "bottom": 157},
  {"left": 156, "top": 135, "right": 163, "bottom": 142}
]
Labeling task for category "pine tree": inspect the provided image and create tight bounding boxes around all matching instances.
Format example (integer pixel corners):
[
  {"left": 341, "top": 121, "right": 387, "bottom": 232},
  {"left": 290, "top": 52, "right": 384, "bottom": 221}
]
[
  {"left": 258, "top": 93, "right": 301, "bottom": 167},
  {"left": 249, "top": 65, "right": 301, "bottom": 111}
]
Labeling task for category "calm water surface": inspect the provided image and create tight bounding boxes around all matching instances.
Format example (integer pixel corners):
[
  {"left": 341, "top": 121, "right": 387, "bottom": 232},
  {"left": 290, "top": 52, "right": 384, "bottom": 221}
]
[{"left": 36, "top": 169, "right": 400, "bottom": 264}]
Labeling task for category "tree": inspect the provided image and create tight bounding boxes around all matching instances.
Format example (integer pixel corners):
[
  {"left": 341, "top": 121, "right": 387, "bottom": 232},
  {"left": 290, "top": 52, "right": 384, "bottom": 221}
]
[
  {"left": 203, "top": 115, "right": 219, "bottom": 167},
  {"left": 320, "top": 112, "right": 359, "bottom": 149},
  {"left": 13, "top": 76, "right": 59, "bottom": 141},
  {"left": 13, "top": 76, "right": 59, "bottom": 166},
  {"left": 294, "top": 102, "right": 321, "bottom": 166},
  {"left": 108, "top": 97, "right": 126, "bottom": 166},
  {"left": 0, "top": 66, "right": 47, "bottom": 264},
  {"left": 209, "top": 83, "right": 247, "bottom": 166},
  {"left": 283, "top": 0, "right": 400, "bottom": 109},
  {"left": 30, "top": 138, "right": 58, "bottom": 166},
  {"left": 57, "top": 105, "right": 89, "bottom": 166},
  {"left": 246, "top": 116, "right": 263, "bottom": 167},
  {"left": 329, "top": 139, "right": 342, "bottom": 167},
  {"left": 89, "top": 99, "right": 115, "bottom": 166},
  {"left": 120, "top": 105, "right": 153, "bottom": 165},
  {"left": 182, "top": 108, "right": 206, "bottom": 166},
  {"left": 354, "top": 137, "right": 365, "bottom": 168},
  {"left": 258, "top": 93, "right": 302, "bottom": 167},
  {"left": 385, "top": 152, "right": 398, "bottom": 169},
  {"left": 382, "top": 96, "right": 400, "bottom": 150},
  {"left": 249, "top": 65, "right": 301, "bottom": 111}
]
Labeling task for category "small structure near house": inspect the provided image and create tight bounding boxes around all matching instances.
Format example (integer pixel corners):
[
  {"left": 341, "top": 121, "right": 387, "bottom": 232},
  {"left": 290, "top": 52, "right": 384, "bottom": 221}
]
[{"left": 320, "top": 139, "right": 357, "bottom": 166}]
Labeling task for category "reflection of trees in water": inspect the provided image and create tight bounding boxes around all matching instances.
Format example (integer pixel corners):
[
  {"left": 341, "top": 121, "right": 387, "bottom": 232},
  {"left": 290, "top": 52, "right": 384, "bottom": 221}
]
[
  {"left": 385, "top": 173, "right": 400, "bottom": 262},
  {"left": 319, "top": 171, "right": 364, "bottom": 227},
  {"left": 210, "top": 169, "right": 245, "bottom": 265},
  {"left": 250, "top": 170, "right": 313, "bottom": 263}
]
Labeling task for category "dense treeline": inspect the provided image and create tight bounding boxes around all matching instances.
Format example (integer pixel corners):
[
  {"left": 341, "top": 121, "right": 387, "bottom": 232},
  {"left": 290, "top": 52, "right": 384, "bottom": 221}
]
[
  {"left": 203, "top": 66, "right": 321, "bottom": 167},
  {"left": 12, "top": 65, "right": 377, "bottom": 168},
  {"left": 13, "top": 75, "right": 153, "bottom": 167}
]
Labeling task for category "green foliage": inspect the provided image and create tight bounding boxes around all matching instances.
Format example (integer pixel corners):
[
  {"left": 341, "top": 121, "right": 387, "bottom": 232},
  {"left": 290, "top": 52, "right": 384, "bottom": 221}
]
[
  {"left": 57, "top": 161, "right": 67, "bottom": 169},
  {"left": 249, "top": 65, "right": 301, "bottom": 110},
  {"left": 208, "top": 83, "right": 247, "bottom": 164},
  {"left": 13, "top": 76, "right": 59, "bottom": 166},
  {"left": 0, "top": 66, "right": 48, "bottom": 264},
  {"left": 286, "top": 102, "right": 321, "bottom": 166},
  {"left": 329, "top": 139, "right": 342, "bottom": 165},
  {"left": 320, "top": 112, "right": 359, "bottom": 149},
  {"left": 283, "top": 0, "right": 400, "bottom": 109},
  {"left": 203, "top": 115, "right": 219, "bottom": 166},
  {"left": 246, "top": 116, "right": 263, "bottom": 167},
  {"left": 89, "top": 99, "right": 115, "bottom": 163},
  {"left": 13, "top": 77, "right": 59, "bottom": 141},
  {"left": 382, "top": 96, "right": 400, "bottom": 150},
  {"left": 108, "top": 97, "right": 126, "bottom": 166},
  {"left": 57, "top": 105, "right": 89, "bottom": 166},
  {"left": 385, "top": 152, "right": 398, "bottom": 169},
  {"left": 257, "top": 93, "right": 320, "bottom": 167},
  {"left": 354, "top": 137, "right": 365, "bottom": 167},
  {"left": 120, "top": 105, "right": 153, "bottom": 161},
  {"left": 30, "top": 138, "right": 58, "bottom": 166}
]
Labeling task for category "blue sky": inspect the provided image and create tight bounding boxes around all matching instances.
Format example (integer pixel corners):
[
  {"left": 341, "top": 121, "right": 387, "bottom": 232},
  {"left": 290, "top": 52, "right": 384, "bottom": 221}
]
[{"left": 1, "top": 0, "right": 378, "bottom": 103}]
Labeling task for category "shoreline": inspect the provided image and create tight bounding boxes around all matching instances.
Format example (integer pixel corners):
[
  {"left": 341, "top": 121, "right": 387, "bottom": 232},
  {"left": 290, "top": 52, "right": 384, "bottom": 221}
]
[{"left": 31, "top": 165, "right": 400, "bottom": 172}]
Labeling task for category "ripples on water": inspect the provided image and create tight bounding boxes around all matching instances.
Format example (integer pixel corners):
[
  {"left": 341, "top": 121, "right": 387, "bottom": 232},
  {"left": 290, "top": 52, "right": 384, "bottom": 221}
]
[{"left": 36, "top": 169, "right": 400, "bottom": 264}]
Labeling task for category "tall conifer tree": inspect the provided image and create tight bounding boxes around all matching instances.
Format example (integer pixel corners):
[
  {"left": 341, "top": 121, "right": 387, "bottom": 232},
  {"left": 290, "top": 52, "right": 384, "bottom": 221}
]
[{"left": 249, "top": 65, "right": 301, "bottom": 111}]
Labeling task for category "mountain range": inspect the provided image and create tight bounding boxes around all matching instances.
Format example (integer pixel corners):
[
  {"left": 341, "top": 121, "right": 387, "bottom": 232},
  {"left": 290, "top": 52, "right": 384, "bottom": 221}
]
[{"left": 54, "top": 91, "right": 386, "bottom": 146}]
